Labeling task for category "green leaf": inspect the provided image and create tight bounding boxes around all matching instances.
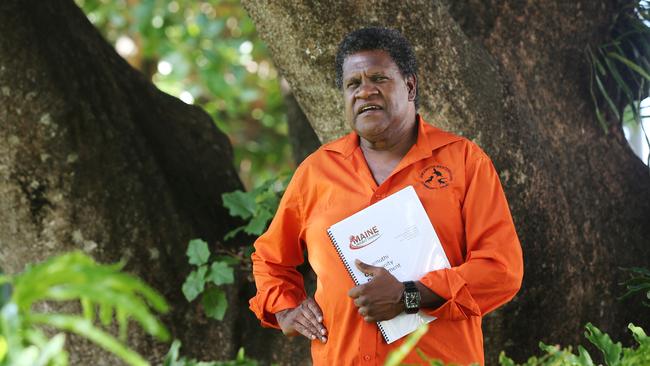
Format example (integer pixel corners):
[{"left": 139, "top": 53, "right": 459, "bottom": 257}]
[
  {"left": 116, "top": 307, "right": 127, "bottom": 342},
  {"left": 224, "top": 226, "right": 246, "bottom": 241},
  {"left": 244, "top": 207, "right": 273, "bottom": 236},
  {"left": 81, "top": 297, "right": 93, "bottom": 321},
  {"left": 0, "top": 336, "right": 7, "bottom": 361},
  {"left": 0, "top": 277, "right": 10, "bottom": 308},
  {"left": 577, "top": 345, "right": 595, "bottom": 366},
  {"left": 587, "top": 47, "right": 610, "bottom": 132},
  {"left": 214, "top": 255, "right": 240, "bottom": 266},
  {"left": 497, "top": 352, "right": 516, "bottom": 366},
  {"left": 14, "top": 346, "right": 39, "bottom": 366},
  {"left": 182, "top": 266, "right": 208, "bottom": 302},
  {"left": 593, "top": 50, "right": 609, "bottom": 76},
  {"left": 99, "top": 303, "right": 112, "bottom": 327},
  {"left": 206, "top": 261, "right": 234, "bottom": 286},
  {"left": 4, "top": 246, "right": 170, "bottom": 363},
  {"left": 603, "top": 55, "right": 636, "bottom": 112},
  {"left": 618, "top": 267, "right": 650, "bottom": 304},
  {"left": 236, "top": 347, "right": 246, "bottom": 361},
  {"left": 594, "top": 71, "right": 621, "bottom": 121},
  {"left": 584, "top": 323, "right": 622, "bottom": 366},
  {"left": 222, "top": 191, "right": 256, "bottom": 220},
  {"left": 629, "top": 323, "right": 650, "bottom": 345},
  {"left": 187, "top": 239, "right": 210, "bottom": 266},
  {"left": 608, "top": 52, "right": 650, "bottom": 82},
  {"left": 384, "top": 324, "right": 428, "bottom": 366},
  {"left": 627, "top": 267, "right": 650, "bottom": 277},
  {"left": 162, "top": 340, "right": 182, "bottom": 366},
  {"left": 33, "top": 333, "right": 66, "bottom": 366},
  {"left": 40, "top": 283, "right": 168, "bottom": 341},
  {"left": 29, "top": 314, "right": 148, "bottom": 366},
  {"left": 201, "top": 287, "right": 227, "bottom": 321},
  {"left": 625, "top": 283, "right": 650, "bottom": 292}
]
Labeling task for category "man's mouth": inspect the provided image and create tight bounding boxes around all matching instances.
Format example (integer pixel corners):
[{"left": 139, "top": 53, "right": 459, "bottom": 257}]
[{"left": 357, "top": 104, "right": 383, "bottom": 115}]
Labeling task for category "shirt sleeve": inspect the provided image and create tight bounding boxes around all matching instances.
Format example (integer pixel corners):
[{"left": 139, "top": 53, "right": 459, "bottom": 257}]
[
  {"left": 248, "top": 171, "right": 308, "bottom": 328},
  {"left": 419, "top": 150, "right": 524, "bottom": 321}
]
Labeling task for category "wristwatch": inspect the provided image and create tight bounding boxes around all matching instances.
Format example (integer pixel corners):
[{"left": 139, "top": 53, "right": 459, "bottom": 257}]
[{"left": 402, "top": 281, "right": 420, "bottom": 314}]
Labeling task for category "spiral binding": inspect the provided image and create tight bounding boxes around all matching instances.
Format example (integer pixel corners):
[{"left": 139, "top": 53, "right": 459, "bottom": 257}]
[{"left": 326, "top": 228, "right": 391, "bottom": 343}]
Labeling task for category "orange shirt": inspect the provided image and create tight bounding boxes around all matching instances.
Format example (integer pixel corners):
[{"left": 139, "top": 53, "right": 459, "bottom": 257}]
[{"left": 249, "top": 116, "right": 523, "bottom": 365}]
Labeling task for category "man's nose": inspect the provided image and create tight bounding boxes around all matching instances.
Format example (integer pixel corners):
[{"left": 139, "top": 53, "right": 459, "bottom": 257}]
[{"left": 355, "top": 81, "right": 378, "bottom": 99}]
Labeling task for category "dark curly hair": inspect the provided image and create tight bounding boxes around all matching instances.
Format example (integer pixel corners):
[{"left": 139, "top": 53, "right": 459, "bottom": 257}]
[{"left": 335, "top": 27, "right": 419, "bottom": 109}]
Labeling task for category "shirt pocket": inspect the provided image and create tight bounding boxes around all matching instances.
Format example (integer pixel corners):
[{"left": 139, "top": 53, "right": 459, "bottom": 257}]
[{"left": 414, "top": 183, "right": 466, "bottom": 265}]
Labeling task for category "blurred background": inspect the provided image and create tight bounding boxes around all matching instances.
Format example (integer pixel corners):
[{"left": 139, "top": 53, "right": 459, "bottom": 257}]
[
  {"left": 75, "top": 0, "right": 650, "bottom": 183},
  {"left": 75, "top": 0, "right": 294, "bottom": 190}
]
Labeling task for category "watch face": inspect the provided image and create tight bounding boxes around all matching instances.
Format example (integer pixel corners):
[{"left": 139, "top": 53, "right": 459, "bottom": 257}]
[{"left": 405, "top": 291, "right": 420, "bottom": 309}]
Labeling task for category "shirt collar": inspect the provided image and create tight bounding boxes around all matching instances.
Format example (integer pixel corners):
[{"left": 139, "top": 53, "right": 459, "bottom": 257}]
[{"left": 323, "top": 114, "right": 462, "bottom": 159}]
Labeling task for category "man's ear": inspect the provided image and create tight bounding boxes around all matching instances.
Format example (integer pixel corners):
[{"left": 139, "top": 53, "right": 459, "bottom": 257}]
[{"left": 406, "top": 74, "right": 417, "bottom": 102}]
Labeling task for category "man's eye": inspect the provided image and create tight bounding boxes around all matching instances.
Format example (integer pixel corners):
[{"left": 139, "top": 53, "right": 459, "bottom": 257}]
[{"left": 347, "top": 81, "right": 359, "bottom": 88}]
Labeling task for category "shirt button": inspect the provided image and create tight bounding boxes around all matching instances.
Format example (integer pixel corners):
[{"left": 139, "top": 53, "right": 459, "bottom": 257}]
[{"left": 363, "top": 355, "right": 371, "bottom": 361}]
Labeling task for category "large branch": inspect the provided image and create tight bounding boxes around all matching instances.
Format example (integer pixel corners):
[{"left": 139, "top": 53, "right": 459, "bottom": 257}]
[{"left": 0, "top": 0, "right": 249, "bottom": 363}]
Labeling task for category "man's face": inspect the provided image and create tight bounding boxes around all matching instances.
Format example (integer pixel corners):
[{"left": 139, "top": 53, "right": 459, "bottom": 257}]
[{"left": 341, "top": 50, "right": 416, "bottom": 143}]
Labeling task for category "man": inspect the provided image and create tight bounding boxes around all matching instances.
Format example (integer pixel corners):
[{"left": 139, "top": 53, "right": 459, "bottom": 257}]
[{"left": 250, "top": 27, "right": 523, "bottom": 365}]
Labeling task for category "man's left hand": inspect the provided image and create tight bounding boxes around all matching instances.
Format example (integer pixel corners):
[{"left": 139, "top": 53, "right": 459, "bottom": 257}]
[{"left": 347, "top": 259, "right": 404, "bottom": 322}]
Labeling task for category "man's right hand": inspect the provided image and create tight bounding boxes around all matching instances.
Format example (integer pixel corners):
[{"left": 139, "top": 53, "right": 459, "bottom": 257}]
[{"left": 275, "top": 298, "right": 327, "bottom": 343}]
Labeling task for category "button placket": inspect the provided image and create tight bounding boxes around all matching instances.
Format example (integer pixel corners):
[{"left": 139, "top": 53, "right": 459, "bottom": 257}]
[{"left": 359, "top": 321, "right": 377, "bottom": 364}]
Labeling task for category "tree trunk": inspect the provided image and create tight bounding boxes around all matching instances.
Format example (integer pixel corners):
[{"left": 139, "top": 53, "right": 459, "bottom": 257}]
[
  {"left": 243, "top": 0, "right": 650, "bottom": 363},
  {"left": 281, "top": 79, "right": 321, "bottom": 164},
  {"left": 0, "top": 0, "right": 251, "bottom": 363}
]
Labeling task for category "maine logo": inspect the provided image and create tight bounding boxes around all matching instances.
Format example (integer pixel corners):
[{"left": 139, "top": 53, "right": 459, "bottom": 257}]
[{"left": 349, "top": 226, "right": 382, "bottom": 250}]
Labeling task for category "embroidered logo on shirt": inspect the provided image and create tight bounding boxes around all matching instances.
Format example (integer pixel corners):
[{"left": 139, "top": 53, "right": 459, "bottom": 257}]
[
  {"left": 349, "top": 226, "right": 382, "bottom": 250},
  {"left": 420, "top": 165, "right": 452, "bottom": 189}
]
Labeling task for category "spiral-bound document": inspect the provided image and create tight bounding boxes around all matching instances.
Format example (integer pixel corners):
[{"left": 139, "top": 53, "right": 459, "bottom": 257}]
[{"left": 326, "top": 185, "right": 451, "bottom": 344}]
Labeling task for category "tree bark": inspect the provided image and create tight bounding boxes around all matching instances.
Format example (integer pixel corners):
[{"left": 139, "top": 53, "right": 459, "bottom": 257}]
[
  {"left": 243, "top": 0, "right": 650, "bottom": 363},
  {"left": 281, "top": 78, "right": 322, "bottom": 164},
  {"left": 0, "top": 0, "right": 250, "bottom": 363}
]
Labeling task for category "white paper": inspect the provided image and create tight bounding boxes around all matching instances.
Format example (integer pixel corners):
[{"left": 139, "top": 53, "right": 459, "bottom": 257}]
[{"left": 327, "top": 185, "right": 451, "bottom": 343}]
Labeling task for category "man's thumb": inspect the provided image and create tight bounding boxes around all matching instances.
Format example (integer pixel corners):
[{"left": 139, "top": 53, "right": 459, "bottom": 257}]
[{"left": 355, "top": 259, "right": 380, "bottom": 275}]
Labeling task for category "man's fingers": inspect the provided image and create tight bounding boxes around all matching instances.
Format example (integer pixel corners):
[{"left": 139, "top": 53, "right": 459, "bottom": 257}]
[
  {"left": 295, "top": 315, "right": 327, "bottom": 342},
  {"left": 355, "top": 306, "right": 375, "bottom": 322},
  {"left": 305, "top": 298, "right": 324, "bottom": 322},
  {"left": 301, "top": 304, "right": 326, "bottom": 335},
  {"left": 353, "top": 295, "right": 367, "bottom": 307},
  {"left": 293, "top": 318, "right": 319, "bottom": 340},
  {"left": 276, "top": 301, "right": 327, "bottom": 342},
  {"left": 348, "top": 284, "right": 362, "bottom": 298}
]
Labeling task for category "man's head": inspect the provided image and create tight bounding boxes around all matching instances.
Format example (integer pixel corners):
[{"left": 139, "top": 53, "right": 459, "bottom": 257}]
[
  {"left": 336, "top": 27, "right": 419, "bottom": 146},
  {"left": 335, "top": 27, "right": 419, "bottom": 109}
]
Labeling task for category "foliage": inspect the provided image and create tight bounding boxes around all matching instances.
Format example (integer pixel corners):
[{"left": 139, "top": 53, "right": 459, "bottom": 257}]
[
  {"left": 182, "top": 239, "right": 235, "bottom": 321},
  {"left": 499, "top": 323, "right": 650, "bottom": 366},
  {"left": 75, "top": 0, "right": 293, "bottom": 188},
  {"left": 619, "top": 267, "right": 650, "bottom": 307},
  {"left": 383, "top": 324, "right": 478, "bottom": 366},
  {"left": 384, "top": 316, "right": 650, "bottom": 365},
  {"left": 222, "top": 172, "right": 293, "bottom": 240},
  {"left": 588, "top": 0, "right": 649, "bottom": 161},
  {"left": 384, "top": 324, "right": 430, "bottom": 366},
  {"left": 0, "top": 251, "right": 169, "bottom": 366},
  {"left": 162, "top": 340, "right": 257, "bottom": 366},
  {"left": 386, "top": 323, "right": 650, "bottom": 366}
]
